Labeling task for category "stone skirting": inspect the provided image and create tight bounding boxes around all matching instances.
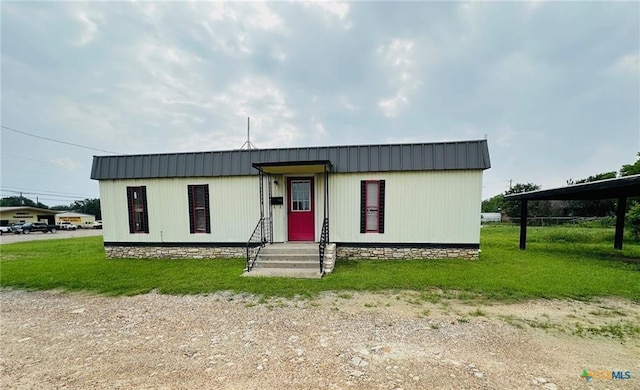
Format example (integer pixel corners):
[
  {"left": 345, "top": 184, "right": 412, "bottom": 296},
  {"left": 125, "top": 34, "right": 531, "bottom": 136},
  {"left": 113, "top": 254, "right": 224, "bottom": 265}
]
[
  {"left": 104, "top": 244, "right": 477, "bottom": 261},
  {"left": 336, "top": 246, "right": 479, "bottom": 260},
  {"left": 105, "top": 246, "right": 245, "bottom": 259}
]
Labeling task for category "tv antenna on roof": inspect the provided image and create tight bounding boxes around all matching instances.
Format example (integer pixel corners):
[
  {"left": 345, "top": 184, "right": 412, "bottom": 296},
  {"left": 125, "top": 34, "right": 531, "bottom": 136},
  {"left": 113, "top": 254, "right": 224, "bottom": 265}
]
[{"left": 240, "top": 117, "right": 257, "bottom": 150}]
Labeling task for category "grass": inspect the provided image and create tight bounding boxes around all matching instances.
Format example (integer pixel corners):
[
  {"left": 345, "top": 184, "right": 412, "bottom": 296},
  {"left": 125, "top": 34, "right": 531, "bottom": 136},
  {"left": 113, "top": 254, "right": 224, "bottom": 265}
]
[{"left": 1, "top": 225, "right": 639, "bottom": 300}]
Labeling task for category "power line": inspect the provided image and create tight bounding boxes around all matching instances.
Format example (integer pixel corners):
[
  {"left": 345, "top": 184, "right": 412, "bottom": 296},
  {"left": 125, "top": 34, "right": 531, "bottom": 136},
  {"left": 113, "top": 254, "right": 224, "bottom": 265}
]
[
  {"left": 2, "top": 154, "right": 63, "bottom": 167},
  {"left": 1, "top": 125, "right": 120, "bottom": 154},
  {"left": 0, "top": 186, "right": 95, "bottom": 198},
  {"left": 0, "top": 193, "right": 94, "bottom": 202}
]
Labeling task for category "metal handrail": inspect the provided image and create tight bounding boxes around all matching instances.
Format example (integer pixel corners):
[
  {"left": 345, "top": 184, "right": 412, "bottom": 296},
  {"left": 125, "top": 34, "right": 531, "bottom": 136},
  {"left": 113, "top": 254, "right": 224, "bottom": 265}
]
[
  {"left": 246, "top": 217, "right": 270, "bottom": 272},
  {"left": 318, "top": 217, "right": 329, "bottom": 274}
]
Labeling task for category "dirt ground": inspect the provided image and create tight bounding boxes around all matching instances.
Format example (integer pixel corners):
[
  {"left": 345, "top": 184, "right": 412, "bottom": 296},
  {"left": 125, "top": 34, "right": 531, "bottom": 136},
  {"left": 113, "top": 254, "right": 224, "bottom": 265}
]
[{"left": 1, "top": 289, "right": 639, "bottom": 389}]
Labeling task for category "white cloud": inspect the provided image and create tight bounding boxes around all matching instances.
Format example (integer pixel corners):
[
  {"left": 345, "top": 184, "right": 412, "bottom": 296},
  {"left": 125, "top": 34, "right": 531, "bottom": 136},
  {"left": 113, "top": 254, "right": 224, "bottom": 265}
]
[
  {"left": 310, "top": 116, "right": 328, "bottom": 141},
  {"left": 494, "top": 125, "right": 516, "bottom": 147},
  {"left": 377, "top": 39, "right": 421, "bottom": 118},
  {"left": 248, "top": 2, "right": 283, "bottom": 30},
  {"left": 340, "top": 96, "right": 357, "bottom": 111},
  {"left": 378, "top": 93, "right": 408, "bottom": 118},
  {"left": 203, "top": 2, "right": 282, "bottom": 30},
  {"left": 73, "top": 10, "right": 100, "bottom": 47},
  {"left": 526, "top": 0, "right": 547, "bottom": 13},
  {"left": 271, "top": 48, "right": 287, "bottom": 62},
  {"left": 610, "top": 53, "right": 639, "bottom": 78},
  {"left": 50, "top": 157, "right": 80, "bottom": 170},
  {"left": 168, "top": 78, "right": 301, "bottom": 151},
  {"left": 304, "top": 1, "right": 350, "bottom": 21}
]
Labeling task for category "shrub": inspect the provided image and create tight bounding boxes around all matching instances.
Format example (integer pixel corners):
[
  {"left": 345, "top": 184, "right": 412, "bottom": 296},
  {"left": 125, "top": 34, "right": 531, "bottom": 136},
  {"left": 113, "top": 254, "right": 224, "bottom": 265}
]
[{"left": 626, "top": 203, "right": 640, "bottom": 240}]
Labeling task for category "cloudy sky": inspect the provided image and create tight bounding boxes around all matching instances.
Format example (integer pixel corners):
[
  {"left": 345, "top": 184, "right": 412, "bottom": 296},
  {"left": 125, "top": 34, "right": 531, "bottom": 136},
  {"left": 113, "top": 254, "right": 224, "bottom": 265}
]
[{"left": 1, "top": 1, "right": 638, "bottom": 206}]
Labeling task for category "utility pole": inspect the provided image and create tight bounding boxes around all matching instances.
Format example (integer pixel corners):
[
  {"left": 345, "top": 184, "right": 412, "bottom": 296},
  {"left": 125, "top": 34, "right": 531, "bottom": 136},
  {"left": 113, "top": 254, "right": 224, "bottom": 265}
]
[{"left": 509, "top": 179, "right": 513, "bottom": 190}]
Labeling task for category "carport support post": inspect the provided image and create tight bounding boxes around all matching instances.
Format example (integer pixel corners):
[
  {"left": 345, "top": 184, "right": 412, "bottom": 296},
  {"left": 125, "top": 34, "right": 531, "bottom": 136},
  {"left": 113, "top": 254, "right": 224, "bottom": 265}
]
[
  {"left": 614, "top": 197, "right": 627, "bottom": 250},
  {"left": 519, "top": 200, "right": 528, "bottom": 250}
]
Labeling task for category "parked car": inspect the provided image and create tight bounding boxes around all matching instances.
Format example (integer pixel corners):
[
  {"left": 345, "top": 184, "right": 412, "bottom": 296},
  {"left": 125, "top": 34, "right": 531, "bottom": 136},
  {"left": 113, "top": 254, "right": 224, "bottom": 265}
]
[
  {"left": 22, "top": 222, "right": 58, "bottom": 234},
  {"left": 78, "top": 222, "right": 94, "bottom": 229},
  {"left": 58, "top": 222, "right": 78, "bottom": 230},
  {"left": 0, "top": 226, "right": 10, "bottom": 235},
  {"left": 93, "top": 220, "right": 103, "bottom": 229},
  {"left": 9, "top": 224, "right": 24, "bottom": 234}
]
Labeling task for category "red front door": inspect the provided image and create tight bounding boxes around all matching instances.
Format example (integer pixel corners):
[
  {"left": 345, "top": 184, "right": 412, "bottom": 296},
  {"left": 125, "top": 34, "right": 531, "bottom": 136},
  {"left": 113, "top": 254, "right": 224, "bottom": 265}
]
[{"left": 287, "top": 177, "right": 315, "bottom": 241}]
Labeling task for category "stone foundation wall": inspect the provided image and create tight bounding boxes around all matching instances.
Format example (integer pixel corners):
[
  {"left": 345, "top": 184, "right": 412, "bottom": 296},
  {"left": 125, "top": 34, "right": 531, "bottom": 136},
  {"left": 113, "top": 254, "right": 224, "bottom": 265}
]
[
  {"left": 105, "top": 244, "right": 478, "bottom": 261},
  {"left": 336, "top": 246, "right": 478, "bottom": 260},
  {"left": 105, "top": 246, "right": 245, "bottom": 259}
]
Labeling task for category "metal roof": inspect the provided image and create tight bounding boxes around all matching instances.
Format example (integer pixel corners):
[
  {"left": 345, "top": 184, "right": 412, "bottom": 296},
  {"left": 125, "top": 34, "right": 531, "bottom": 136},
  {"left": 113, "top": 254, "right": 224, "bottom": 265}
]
[
  {"left": 504, "top": 174, "right": 640, "bottom": 201},
  {"left": 90, "top": 140, "right": 490, "bottom": 180}
]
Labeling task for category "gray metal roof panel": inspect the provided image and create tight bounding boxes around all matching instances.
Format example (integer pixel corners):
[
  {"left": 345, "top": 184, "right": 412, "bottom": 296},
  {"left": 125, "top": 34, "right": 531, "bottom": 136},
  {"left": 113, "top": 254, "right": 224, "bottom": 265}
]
[{"left": 91, "top": 140, "right": 491, "bottom": 180}]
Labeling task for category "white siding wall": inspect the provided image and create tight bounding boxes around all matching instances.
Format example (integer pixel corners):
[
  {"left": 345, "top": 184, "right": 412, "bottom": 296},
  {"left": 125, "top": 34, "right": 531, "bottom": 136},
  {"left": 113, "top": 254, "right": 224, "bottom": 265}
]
[
  {"left": 100, "top": 170, "right": 482, "bottom": 245},
  {"left": 327, "top": 170, "right": 482, "bottom": 244},
  {"left": 269, "top": 174, "right": 286, "bottom": 242},
  {"left": 100, "top": 177, "right": 260, "bottom": 243}
]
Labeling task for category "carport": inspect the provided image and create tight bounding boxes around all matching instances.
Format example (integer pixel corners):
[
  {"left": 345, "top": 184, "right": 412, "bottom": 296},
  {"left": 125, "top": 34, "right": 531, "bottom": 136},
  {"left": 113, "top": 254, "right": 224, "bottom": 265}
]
[{"left": 504, "top": 174, "right": 640, "bottom": 250}]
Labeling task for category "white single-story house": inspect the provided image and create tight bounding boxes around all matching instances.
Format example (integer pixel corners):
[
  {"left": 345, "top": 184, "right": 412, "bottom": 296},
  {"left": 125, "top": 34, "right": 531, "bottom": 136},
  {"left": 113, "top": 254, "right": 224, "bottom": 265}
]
[
  {"left": 90, "top": 140, "right": 490, "bottom": 274},
  {"left": 55, "top": 211, "right": 96, "bottom": 228}
]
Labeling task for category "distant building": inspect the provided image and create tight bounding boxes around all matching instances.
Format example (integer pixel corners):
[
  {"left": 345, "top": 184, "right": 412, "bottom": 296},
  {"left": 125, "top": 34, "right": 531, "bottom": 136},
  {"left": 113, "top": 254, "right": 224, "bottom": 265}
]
[
  {"left": 0, "top": 206, "right": 61, "bottom": 225},
  {"left": 481, "top": 212, "right": 502, "bottom": 223},
  {"left": 55, "top": 212, "right": 96, "bottom": 228}
]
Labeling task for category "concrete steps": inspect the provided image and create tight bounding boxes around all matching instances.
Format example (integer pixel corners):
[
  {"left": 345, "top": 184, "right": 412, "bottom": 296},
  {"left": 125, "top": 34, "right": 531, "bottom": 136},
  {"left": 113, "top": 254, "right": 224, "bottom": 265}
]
[{"left": 244, "top": 242, "right": 323, "bottom": 279}]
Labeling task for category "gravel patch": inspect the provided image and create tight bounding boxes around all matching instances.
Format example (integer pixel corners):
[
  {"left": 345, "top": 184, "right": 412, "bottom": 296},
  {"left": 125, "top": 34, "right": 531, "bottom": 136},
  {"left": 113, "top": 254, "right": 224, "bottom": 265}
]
[{"left": 1, "top": 289, "right": 639, "bottom": 389}]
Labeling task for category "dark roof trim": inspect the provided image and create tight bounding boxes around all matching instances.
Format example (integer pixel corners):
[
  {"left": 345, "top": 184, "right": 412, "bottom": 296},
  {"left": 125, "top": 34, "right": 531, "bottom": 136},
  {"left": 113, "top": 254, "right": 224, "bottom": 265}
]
[
  {"left": 91, "top": 140, "right": 490, "bottom": 180},
  {"left": 504, "top": 175, "right": 640, "bottom": 201},
  {"left": 252, "top": 160, "right": 332, "bottom": 169}
]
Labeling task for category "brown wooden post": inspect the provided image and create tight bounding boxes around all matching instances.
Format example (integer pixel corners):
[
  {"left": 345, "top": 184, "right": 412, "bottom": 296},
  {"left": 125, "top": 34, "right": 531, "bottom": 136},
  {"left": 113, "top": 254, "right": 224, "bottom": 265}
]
[
  {"left": 519, "top": 200, "right": 528, "bottom": 250},
  {"left": 614, "top": 197, "right": 627, "bottom": 250}
]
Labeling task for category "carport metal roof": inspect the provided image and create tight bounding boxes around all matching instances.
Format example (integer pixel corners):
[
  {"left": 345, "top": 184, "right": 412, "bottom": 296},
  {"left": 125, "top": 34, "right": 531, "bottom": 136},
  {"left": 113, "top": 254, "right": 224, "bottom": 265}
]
[{"left": 504, "top": 174, "right": 640, "bottom": 250}]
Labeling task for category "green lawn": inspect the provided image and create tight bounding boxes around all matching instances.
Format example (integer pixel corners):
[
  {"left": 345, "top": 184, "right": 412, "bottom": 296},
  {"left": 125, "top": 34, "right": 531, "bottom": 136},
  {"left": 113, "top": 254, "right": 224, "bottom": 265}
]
[{"left": 1, "top": 225, "right": 639, "bottom": 300}]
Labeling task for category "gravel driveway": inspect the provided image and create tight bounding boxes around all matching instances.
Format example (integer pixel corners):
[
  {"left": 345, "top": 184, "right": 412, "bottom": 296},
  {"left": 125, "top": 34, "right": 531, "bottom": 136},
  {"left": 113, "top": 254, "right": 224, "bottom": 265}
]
[{"left": 1, "top": 289, "right": 638, "bottom": 389}]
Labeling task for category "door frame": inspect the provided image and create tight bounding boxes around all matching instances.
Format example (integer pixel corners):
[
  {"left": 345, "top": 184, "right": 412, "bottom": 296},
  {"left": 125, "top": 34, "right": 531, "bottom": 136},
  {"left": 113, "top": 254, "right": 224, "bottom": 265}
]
[{"left": 286, "top": 176, "right": 315, "bottom": 241}]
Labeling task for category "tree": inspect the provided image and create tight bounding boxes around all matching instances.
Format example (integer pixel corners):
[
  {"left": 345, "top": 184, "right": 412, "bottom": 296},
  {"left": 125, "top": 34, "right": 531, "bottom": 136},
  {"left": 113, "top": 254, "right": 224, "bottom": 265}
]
[
  {"left": 50, "top": 198, "right": 101, "bottom": 219},
  {"left": 566, "top": 171, "right": 617, "bottom": 185},
  {"left": 502, "top": 183, "right": 542, "bottom": 218},
  {"left": 50, "top": 205, "right": 73, "bottom": 211},
  {"left": 626, "top": 203, "right": 640, "bottom": 240},
  {"left": 482, "top": 194, "right": 504, "bottom": 213},
  {"left": 73, "top": 198, "right": 101, "bottom": 219},
  {"left": 0, "top": 196, "right": 48, "bottom": 209},
  {"left": 620, "top": 153, "right": 640, "bottom": 177},
  {"left": 565, "top": 171, "right": 617, "bottom": 217}
]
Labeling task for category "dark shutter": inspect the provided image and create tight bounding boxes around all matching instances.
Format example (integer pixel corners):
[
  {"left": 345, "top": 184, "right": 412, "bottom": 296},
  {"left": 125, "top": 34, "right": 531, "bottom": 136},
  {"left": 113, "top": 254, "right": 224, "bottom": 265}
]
[
  {"left": 188, "top": 185, "right": 195, "bottom": 234},
  {"left": 203, "top": 185, "right": 211, "bottom": 233},
  {"left": 140, "top": 186, "right": 149, "bottom": 233},
  {"left": 360, "top": 181, "right": 367, "bottom": 233},
  {"left": 126, "top": 187, "right": 135, "bottom": 233},
  {"left": 378, "top": 180, "right": 385, "bottom": 234},
  {"left": 188, "top": 185, "right": 211, "bottom": 234}
]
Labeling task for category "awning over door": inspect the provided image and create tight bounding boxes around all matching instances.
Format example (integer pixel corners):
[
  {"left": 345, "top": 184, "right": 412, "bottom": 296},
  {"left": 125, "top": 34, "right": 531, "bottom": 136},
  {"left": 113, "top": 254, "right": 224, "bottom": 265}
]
[{"left": 252, "top": 160, "right": 332, "bottom": 174}]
